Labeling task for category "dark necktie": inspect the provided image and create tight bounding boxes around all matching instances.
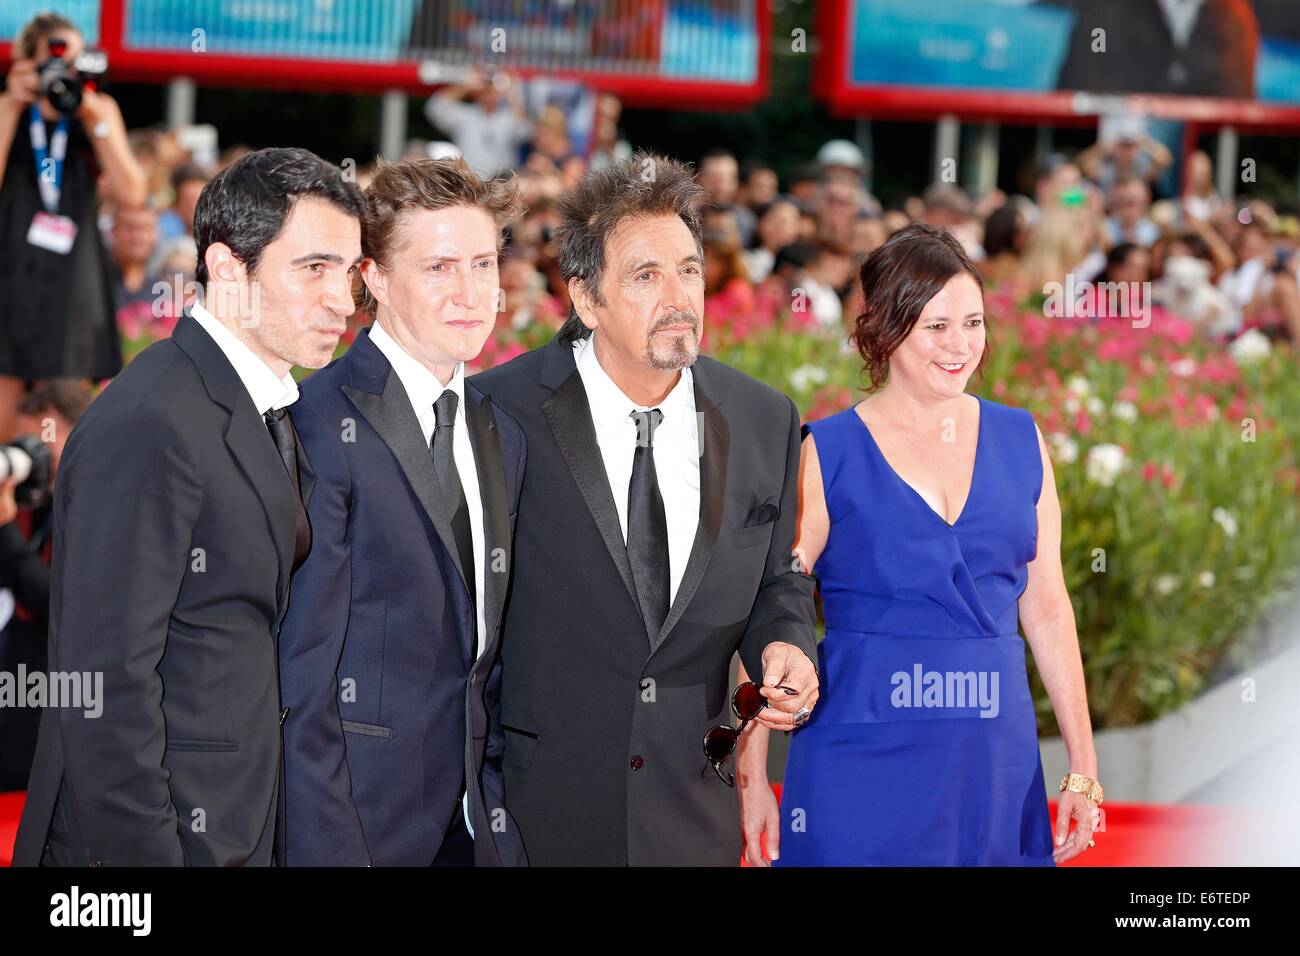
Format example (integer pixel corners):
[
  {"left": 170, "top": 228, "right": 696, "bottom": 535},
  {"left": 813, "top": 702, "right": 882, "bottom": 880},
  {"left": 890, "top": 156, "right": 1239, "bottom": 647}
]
[
  {"left": 433, "top": 389, "right": 476, "bottom": 607},
  {"left": 627, "top": 408, "right": 669, "bottom": 642},
  {"left": 263, "top": 406, "right": 311, "bottom": 570}
]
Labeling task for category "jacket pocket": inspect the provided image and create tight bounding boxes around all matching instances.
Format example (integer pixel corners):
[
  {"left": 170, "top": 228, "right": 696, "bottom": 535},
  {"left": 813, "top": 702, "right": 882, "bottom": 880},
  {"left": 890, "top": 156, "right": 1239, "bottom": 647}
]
[
  {"left": 340, "top": 720, "right": 393, "bottom": 739},
  {"left": 167, "top": 738, "right": 240, "bottom": 752},
  {"left": 501, "top": 724, "right": 539, "bottom": 768},
  {"left": 733, "top": 519, "right": 775, "bottom": 549}
]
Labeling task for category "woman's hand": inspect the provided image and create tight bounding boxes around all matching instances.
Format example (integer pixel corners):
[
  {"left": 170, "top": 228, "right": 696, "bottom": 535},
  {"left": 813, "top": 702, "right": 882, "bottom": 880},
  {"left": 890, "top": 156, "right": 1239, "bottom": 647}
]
[
  {"left": 1052, "top": 789, "right": 1099, "bottom": 864},
  {"left": 73, "top": 89, "right": 147, "bottom": 208},
  {"left": 3, "top": 59, "right": 39, "bottom": 109},
  {"left": 738, "top": 771, "right": 779, "bottom": 866},
  {"left": 737, "top": 728, "right": 780, "bottom": 866},
  {"left": 76, "top": 87, "right": 116, "bottom": 134}
]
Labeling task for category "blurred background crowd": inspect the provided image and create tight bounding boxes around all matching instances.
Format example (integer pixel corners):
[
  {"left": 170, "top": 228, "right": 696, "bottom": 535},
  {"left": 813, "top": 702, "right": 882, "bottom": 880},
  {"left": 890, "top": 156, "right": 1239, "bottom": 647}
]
[{"left": 100, "top": 82, "right": 1300, "bottom": 375}]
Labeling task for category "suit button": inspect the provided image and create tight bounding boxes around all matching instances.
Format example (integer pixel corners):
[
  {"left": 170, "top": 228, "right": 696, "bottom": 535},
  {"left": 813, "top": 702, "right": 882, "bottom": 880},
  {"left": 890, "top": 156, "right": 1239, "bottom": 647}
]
[{"left": 630, "top": 754, "right": 644, "bottom": 770}]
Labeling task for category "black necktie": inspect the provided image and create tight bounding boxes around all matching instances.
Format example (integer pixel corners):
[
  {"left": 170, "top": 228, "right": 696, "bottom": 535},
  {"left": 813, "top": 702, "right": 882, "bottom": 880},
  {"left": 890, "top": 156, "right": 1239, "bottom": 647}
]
[
  {"left": 433, "top": 389, "right": 476, "bottom": 608},
  {"left": 263, "top": 406, "right": 311, "bottom": 570},
  {"left": 627, "top": 408, "right": 669, "bottom": 642}
]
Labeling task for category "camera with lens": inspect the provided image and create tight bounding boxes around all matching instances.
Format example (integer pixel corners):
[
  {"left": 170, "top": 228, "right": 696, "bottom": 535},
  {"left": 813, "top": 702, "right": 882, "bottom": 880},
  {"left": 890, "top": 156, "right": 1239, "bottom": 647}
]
[
  {"left": 0, "top": 435, "right": 55, "bottom": 510},
  {"left": 37, "top": 38, "right": 108, "bottom": 116}
]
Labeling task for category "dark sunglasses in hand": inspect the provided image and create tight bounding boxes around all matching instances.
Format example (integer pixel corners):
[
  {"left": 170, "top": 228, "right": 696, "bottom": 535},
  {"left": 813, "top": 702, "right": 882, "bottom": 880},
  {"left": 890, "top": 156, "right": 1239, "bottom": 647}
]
[{"left": 702, "top": 680, "right": 797, "bottom": 787}]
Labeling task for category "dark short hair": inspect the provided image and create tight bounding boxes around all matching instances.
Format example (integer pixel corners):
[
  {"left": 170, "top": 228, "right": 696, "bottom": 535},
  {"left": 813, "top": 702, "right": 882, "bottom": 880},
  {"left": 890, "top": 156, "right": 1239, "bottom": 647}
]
[
  {"left": 555, "top": 151, "right": 707, "bottom": 343},
  {"left": 699, "top": 148, "right": 736, "bottom": 167},
  {"left": 193, "top": 147, "right": 366, "bottom": 287},
  {"left": 849, "top": 222, "right": 990, "bottom": 393},
  {"left": 982, "top": 203, "right": 1023, "bottom": 258},
  {"left": 1102, "top": 241, "right": 1145, "bottom": 281},
  {"left": 774, "top": 242, "right": 814, "bottom": 273},
  {"left": 357, "top": 156, "right": 523, "bottom": 316},
  {"left": 740, "top": 158, "right": 774, "bottom": 182},
  {"left": 20, "top": 379, "right": 94, "bottom": 425},
  {"left": 790, "top": 162, "right": 822, "bottom": 187},
  {"left": 170, "top": 163, "right": 209, "bottom": 192},
  {"left": 755, "top": 196, "right": 798, "bottom": 221}
]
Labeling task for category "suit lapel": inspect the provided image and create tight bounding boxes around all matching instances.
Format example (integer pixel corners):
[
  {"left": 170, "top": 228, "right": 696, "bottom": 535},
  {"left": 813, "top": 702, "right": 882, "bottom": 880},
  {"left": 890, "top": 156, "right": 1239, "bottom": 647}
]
[
  {"left": 341, "top": 334, "right": 470, "bottom": 598},
  {"left": 539, "top": 340, "right": 641, "bottom": 613},
  {"left": 465, "top": 385, "right": 509, "bottom": 652},
  {"left": 171, "top": 312, "right": 298, "bottom": 611},
  {"left": 650, "top": 363, "right": 729, "bottom": 654}
]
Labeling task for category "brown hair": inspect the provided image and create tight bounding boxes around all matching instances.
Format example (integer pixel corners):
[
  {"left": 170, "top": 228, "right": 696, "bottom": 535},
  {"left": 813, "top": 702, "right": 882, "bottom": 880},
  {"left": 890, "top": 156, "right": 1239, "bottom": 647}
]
[
  {"left": 849, "top": 222, "right": 991, "bottom": 393},
  {"left": 20, "top": 378, "right": 94, "bottom": 425},
  {"left": 14, "top": 12, "right": 79, "bottom": 59},
  {"left": 555, "top": 151, "right": 708, "bottom": 342},
  {"left": 357, "top": 156, "right": 524, "bottom": 316}
]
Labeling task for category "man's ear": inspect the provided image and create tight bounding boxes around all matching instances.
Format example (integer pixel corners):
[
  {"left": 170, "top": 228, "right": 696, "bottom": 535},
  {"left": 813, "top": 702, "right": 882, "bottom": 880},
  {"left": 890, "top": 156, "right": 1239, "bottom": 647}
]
[
  {"left": 205, "top": 242, "right": 245, "bottom": 285},
  {"left": 359, "top": 258, "right": 388, "bottom": 308},
  {"left": 568, "top": 277, "right": 599, "bottom": 332}
]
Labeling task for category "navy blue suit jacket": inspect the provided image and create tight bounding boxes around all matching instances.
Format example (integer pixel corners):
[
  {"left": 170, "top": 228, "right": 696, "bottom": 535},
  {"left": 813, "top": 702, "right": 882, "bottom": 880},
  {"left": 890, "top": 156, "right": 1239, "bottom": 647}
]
[{"left": 278, "top": 328, "right": 527, "bottom": 866}]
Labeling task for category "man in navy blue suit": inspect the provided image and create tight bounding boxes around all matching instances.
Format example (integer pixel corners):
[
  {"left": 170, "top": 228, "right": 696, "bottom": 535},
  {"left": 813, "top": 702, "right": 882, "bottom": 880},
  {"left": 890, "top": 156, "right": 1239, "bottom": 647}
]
[{"left": 278, "top": 157, "right": 526, "bottom": 865}]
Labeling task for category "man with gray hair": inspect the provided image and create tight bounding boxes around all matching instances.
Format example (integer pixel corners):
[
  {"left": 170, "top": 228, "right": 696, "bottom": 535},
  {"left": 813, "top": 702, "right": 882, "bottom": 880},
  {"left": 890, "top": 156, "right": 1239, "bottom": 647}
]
[{"left": 472, "top": 152, "right": 819, "bottom": 866}]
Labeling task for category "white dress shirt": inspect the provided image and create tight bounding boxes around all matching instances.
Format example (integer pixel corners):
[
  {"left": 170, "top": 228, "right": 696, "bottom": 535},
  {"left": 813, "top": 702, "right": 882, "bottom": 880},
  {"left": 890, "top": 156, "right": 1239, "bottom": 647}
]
[
  {"left": 1157, "top": 0, "right": 1205, "bottom": 49},
  {"left": 368, "top": 320, "right": 487, "bottom": 662},
  {"left": 191, "top": 300, "right": 299, "bottom": 414},
  {"left": 573, "top": 332, "right": 700, "bottom": 606}
]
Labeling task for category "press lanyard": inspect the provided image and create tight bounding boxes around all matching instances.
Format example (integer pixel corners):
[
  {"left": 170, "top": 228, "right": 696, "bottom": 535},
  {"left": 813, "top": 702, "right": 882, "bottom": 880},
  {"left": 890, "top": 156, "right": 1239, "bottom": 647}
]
[{"left": 29, "top": 105, "right": 69, "bottom": 214}]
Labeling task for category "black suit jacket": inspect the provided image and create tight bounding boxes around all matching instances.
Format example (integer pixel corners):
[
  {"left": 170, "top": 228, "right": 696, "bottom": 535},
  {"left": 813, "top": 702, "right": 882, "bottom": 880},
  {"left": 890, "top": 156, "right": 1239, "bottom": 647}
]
[
  {"left": 278, "top": 329, "right": 527, "bottom": 866},
  {"left": 470, "top": 334, "right": 818, "bottom": 866},
  {"left": 1048, "top": 0, "right": 1257, "bottom": 98},
  {"left": 13, "top": 311, "right": 305, "bottom": 866}
]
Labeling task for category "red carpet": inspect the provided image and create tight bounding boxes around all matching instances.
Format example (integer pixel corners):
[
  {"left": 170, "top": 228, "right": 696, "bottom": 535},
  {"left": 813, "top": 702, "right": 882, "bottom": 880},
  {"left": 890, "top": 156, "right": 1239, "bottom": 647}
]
[
  {"left": 0, "top": 792, "right": 24, "bottom": 867},
  {"left": 0, "top": 789, "right": 1252, "bottom": 867}
]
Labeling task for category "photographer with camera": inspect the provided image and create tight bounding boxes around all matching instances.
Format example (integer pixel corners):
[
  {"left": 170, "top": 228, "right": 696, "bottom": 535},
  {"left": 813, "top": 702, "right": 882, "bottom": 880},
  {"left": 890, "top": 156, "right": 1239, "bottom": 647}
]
[
  {"left": 0, "top": 13, "right": 145, "bottom": 439},
  {"left": 0, "top": 379, "right": 89, "bottom": 791}
]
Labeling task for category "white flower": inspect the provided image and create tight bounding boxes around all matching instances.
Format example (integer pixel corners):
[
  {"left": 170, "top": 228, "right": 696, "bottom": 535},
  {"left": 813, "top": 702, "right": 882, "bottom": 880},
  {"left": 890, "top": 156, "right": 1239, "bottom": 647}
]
[
  {"left": 1066, "top": 375, "right": 1091, "bottom": 397},
  {"left": 1064, "top": 396, "right": 1080, "bottom": 414},
  {"left": 1228, "top": 328, "right": 1272, "bottom": 365},
  {"left": 1170, "top": 358, "right": 1196, "bottom": 377},
  {"left": 1211, "top": 507, "right": 1238, "bottom": 538},
  {"left": 1086, "top": 396, "right": 1104, "bottom": 415},
  {"left": 1112, "top": 400, "right": 1138, "bottom": 422},
  {"left": 1197, "top": 571, "right": 1216, "bottom": 588},
  {"left": 789, "top": 364, "right": 828, "bottom": 392},
  {"left": 1048, "top": 433, "right": 1079, "bottom": 464},
  {"left": 1086, "top": 443, "right": 1127, "bottom": 486},
  {"left": 1153, "top": 575, "right": 1179, "bottom": 596}
]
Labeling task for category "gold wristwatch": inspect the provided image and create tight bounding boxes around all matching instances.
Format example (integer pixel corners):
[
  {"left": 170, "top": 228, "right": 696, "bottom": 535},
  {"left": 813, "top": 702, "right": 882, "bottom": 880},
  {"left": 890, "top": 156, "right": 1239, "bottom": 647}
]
[{"left": 1059, "top": 772, "right": 1104, "bottom": 804}]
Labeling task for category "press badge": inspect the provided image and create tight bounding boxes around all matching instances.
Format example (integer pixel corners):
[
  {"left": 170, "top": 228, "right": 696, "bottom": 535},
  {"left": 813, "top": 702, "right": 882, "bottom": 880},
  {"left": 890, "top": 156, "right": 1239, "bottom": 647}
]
[{"left": 27, "top": 211, "right": 78, "bottom": 255}]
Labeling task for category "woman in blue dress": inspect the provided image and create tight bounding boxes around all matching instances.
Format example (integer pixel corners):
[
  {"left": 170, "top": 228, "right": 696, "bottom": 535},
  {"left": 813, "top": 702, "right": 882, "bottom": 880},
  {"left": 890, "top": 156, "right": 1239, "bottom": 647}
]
[{"left": 759, "top": 223, "right": 1103, "bottom": 866}]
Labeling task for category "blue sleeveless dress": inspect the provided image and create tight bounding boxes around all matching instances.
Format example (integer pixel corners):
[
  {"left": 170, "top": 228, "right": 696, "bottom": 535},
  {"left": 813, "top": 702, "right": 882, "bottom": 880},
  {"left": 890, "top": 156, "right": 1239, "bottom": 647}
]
[{"left": 775, "top": 395, "right": 1056, "bottom": 866}]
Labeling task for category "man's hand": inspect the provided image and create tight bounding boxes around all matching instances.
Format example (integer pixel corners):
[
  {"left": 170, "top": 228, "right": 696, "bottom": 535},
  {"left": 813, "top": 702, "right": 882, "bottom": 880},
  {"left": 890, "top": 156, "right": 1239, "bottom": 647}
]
[{"left": 755, "top": 642, "right": 819, "bottom": 731}]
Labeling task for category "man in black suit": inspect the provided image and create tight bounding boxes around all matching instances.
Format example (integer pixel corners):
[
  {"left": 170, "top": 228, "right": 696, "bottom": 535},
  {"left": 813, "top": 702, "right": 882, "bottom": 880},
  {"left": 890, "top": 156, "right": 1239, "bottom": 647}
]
[
  {"left": 472, "top": 152, "right": 820, "bottom": 866},
  {"left": 1047, "top": 0, "right": 1258, "bottom": 98},
  {"left": 278, "top": 157, "right": 528, "bottom": 866},
  {"left": 12, "top": 147, "right": 365, "bottom": 866}
]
